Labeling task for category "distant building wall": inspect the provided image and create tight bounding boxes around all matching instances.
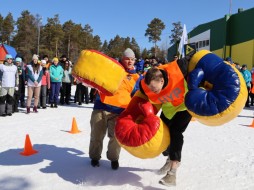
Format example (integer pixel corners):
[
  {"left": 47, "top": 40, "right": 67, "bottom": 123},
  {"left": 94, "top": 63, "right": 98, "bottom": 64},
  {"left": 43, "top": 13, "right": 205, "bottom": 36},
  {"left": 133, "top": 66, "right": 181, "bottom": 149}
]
[{"left": 169, "top": 7, "right": 254, "bottom": 68}]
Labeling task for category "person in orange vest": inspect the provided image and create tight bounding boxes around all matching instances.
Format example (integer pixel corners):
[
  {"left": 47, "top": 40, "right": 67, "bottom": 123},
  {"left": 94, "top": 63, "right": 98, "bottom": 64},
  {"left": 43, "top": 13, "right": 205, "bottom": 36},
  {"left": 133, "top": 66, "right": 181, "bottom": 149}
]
[
  {"left": 89, "top": 48, "right": 143, "bottom": 170},
  {"left": 133, "top": 58, "right": 191, "bottom": 186}
]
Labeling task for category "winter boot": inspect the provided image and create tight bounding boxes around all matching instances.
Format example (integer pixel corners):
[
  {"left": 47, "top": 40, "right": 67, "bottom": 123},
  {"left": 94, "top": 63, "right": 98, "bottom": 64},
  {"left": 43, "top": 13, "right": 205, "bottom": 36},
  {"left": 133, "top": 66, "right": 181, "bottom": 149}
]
[
  {"left": 50, "top": 104, "right": 54, "bottom": 108},
  {"left": 26, "top": 107, "right": 30, "bottom": 114},
  {"left": 33, "top": 106, "right": 38, "bottom": 113},
  {"left": 0, "top": 104, "right": 6, "bottom": 116},
  {"left": 54, "top": 103, "right": 58, "bottom": 108},
  {"left": 111, "top": 160, "right": 119, "bottom": 170},
  {"left": 159, "top": 169, "right": 177, "bottom": 187},
  {"left": 6, "top": 104, "right": 13, "bottom": 116},
  {"left": 91, "top": 159, "right": 100, "bottom": 167},
  {"left": 157, "top": 158, "right": 172, "bottom": 175},
  {"left": 21, "top": 101, "right": 26, "bottom": 108}
]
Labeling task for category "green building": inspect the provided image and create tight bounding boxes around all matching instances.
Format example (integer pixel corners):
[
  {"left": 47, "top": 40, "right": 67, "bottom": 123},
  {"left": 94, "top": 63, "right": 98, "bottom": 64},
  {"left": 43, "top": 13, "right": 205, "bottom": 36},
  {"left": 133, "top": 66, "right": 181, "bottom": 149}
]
[{"left": 168, "top": 7, "right": 254, "bottom": 68}]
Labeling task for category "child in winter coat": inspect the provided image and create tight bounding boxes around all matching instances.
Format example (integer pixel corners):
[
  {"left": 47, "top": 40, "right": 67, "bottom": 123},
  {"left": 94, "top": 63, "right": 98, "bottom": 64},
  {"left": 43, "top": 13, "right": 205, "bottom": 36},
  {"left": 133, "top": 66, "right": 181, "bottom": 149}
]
[{"left": 38, "top": 60, "right": 50, "bottom": 109}]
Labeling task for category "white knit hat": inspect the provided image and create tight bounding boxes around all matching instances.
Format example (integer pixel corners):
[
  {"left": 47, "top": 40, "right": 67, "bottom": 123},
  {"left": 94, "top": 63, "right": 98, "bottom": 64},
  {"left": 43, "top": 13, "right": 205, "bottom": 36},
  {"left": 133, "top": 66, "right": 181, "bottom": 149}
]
[
  {"left": 123, "top": 48, "right": 135, "bottom": 58},
  {"left": 32, "top": 54, "right": 39, "bottom": 60},
  {"left": 41, "top": 60, "right": 46, "bottom": 66}
]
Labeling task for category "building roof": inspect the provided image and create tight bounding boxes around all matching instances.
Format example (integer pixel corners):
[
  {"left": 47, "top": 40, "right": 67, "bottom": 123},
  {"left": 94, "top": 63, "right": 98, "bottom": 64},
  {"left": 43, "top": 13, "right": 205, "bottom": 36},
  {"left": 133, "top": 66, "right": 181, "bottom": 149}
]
[{"left": 0, "top": 43, "right": 17, "bottom": 61}]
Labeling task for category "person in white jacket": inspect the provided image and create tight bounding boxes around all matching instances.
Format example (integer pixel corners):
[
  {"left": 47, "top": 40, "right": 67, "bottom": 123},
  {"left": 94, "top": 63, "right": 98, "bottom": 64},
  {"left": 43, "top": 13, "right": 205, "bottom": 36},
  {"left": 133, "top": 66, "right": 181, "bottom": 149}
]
[{"left": 0, "top": 54, "right": 19, "bottom": 116}]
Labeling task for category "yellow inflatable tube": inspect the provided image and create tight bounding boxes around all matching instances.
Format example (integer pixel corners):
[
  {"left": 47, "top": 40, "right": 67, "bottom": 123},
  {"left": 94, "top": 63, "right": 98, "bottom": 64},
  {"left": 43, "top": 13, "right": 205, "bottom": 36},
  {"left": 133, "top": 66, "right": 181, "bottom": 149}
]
[{"left": 72, "top": 50, "right": 126, "bottom": 96}]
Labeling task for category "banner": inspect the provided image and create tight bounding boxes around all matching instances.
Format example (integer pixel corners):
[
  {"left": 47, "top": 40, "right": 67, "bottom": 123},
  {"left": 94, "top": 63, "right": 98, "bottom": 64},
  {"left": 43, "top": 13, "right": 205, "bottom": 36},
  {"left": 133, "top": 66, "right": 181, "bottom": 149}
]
[{"left": 178, "top": 24, "right": 188, "bottom": 58}]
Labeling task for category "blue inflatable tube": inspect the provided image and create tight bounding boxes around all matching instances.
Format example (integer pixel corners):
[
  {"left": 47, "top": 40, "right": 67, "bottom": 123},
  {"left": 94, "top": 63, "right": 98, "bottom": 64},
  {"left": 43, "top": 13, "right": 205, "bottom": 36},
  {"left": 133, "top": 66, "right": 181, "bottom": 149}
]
[{"left": 185, "top": 50, "right": 247, "bottom": 126}]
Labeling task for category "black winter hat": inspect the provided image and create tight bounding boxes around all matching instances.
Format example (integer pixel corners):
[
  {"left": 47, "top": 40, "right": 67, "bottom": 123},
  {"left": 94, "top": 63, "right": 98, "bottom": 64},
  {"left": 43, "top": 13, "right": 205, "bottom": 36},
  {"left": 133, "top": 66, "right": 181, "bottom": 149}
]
[{"left": 60, "top": 54, "right": 67, "bottom": 59}]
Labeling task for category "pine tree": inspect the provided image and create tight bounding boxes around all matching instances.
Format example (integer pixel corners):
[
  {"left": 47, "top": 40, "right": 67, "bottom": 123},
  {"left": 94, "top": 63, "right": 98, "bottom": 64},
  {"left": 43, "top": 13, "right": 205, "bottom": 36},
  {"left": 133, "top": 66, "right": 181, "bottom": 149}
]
[
  {"left": 43, "top": 14, "right": 64, "bottom": 57},
  {"left": 169, "top": 22, "right": 183, "bottom": 45},
  {"left": 12, "top": 10, "right": 37, "bottom": 62},
  {"left": 131, "top": 37, "right": 140, "bottom": 58},
  {"left": 145, "top": 18, "right": 165, "bottom": 56},
  {"left": 101, "top": 40, "right": 109, "bottom": 54},
  {"left": 62, "top": 20, "right": 83, "bottom": 60},
  {"left": 80, "top": 24, "right": 93, "bottom": 49},
  {"left": 141, "top": 48, "right": 149, "bottom": 59},
  {"left": 0, "top": 14, "right": 4, "bottom": 43},
  {"left": 2, "top": 13, "right": 15, "bottom": 45},
  {"left": 91, "top": 35, "right": 102, "bottom": 50}
]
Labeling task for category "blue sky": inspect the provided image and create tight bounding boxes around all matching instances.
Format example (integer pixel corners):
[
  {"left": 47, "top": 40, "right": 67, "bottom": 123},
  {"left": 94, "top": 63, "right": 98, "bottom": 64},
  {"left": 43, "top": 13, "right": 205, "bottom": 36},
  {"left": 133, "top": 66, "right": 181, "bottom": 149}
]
[{"left": 0, "top": 0, "right": 254, "bottom": 50}]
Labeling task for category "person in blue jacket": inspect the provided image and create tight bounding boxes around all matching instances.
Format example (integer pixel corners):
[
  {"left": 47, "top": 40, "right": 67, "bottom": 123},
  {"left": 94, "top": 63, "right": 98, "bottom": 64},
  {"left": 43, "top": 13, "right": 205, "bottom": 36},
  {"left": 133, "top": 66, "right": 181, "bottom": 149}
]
[
  {"left": 49, "top": 57, "right": 63, "bottom": 108},
  {"left": 240, "top": 64, "right": 251, "bottom": 107}
]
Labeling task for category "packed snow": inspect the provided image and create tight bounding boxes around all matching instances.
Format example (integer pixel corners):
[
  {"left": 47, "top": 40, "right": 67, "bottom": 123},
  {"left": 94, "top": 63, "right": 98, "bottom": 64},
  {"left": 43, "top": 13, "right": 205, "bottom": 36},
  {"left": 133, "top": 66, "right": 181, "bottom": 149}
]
[{"left": 0, "top": 86, "right": 254, "bottom": 190}]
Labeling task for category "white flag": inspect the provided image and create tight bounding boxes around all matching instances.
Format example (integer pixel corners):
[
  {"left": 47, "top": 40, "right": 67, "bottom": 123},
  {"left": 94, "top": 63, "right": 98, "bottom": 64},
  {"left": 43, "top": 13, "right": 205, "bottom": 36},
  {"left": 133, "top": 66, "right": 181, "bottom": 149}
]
[{"left": 178, "top": 24, "right": 188, "bottom": 58}]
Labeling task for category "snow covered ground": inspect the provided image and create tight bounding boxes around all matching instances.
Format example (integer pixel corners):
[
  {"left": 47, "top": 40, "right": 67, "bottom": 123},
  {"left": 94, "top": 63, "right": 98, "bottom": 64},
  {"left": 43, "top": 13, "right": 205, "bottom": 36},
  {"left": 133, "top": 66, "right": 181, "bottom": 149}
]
[{"left": 0, "top": 86, "right": 254, "bottom": 190}]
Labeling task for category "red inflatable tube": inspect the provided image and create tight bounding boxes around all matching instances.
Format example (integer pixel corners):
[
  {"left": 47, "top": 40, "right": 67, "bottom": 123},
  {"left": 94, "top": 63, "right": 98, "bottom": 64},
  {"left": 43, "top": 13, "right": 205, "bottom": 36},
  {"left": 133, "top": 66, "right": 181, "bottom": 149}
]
[{"left": 115, "top": 95, "right": 170, "bottom": 159}]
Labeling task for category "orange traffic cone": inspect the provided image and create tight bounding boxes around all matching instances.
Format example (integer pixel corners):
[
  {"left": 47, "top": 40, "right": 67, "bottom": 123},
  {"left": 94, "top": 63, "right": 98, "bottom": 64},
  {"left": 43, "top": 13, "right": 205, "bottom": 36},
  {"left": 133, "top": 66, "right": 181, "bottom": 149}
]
[
  {"left": 20, "top": 134, "right": 38, "bottom": 156},
  {"left": 249, "top": 119, "right": 254, "bottom": 128},
  {"left": 69, "top": 117, "right": 81, "bottom": 134}
]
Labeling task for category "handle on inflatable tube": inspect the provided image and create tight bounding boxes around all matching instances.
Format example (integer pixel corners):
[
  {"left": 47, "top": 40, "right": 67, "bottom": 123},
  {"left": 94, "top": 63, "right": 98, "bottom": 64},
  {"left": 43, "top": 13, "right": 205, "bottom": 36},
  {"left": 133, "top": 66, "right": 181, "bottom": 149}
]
[{"left": 185, "top": 50, "right": 247, "bottom": 126}]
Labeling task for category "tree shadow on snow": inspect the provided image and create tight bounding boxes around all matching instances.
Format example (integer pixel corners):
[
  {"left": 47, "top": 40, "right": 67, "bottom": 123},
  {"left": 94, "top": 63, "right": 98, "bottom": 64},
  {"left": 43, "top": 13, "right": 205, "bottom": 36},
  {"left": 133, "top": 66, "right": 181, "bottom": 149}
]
[
  {"left": 0, "top": 176, "right": 30, "bottom": 190},
  {"left": 0, "top": 144, "right": 164, "bottom": 190}
]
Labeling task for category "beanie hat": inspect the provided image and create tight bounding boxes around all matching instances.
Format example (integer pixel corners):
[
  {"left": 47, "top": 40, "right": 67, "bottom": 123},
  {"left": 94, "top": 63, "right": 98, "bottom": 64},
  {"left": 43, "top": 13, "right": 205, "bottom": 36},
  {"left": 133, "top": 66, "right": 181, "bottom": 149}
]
[
  {"left": 225, "top": 57, "right": 233, "bottom": 64},
  {"left": 60, "top": 54, "right": 67, "bottom": 59},
  {"left": 42, "top": 55, "right": 48, "bottom": 59},
  {"left": 41, "top": 60, "right": 46, "bottom": 66},
  {"left": 5, "top": 54, "right": 13, "bottom": 60},
  {"left": 15, "top": 57, "right": 22, "bottom": 62},
  {"left": 123, "top": 48, "right": 135, "bottom": 58},
  {"left": 52, "top": 57, "right": 59, "bottom": 62},
  {"left": 32, "top": 54, "right": 39, "bottom": 60}
]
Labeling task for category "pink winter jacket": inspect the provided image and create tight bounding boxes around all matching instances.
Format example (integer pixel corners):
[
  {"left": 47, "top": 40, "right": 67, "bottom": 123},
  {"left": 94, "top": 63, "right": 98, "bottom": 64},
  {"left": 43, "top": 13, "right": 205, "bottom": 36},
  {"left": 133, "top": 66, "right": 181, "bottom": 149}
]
[{"left": 41, "top": 70, "right": 50, "bottom": 89}]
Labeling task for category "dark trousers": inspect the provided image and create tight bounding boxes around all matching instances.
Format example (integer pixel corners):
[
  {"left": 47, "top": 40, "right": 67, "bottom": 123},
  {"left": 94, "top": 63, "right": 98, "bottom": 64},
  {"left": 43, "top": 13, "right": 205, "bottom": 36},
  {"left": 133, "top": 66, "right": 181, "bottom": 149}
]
[
  {"left": 89, "top": 88, "right": 97, "bottom": 102},
  {"left": 19, "top": 75, "right": 26, "bottom": 105},
  {"left": 0, "top": 94, "right": 15, "bottom": 115},
  {"left": 39, "top": 85, "right": 48, "bottom": 107},
  {"left": 250, "top": 83, "right": 254, "bottom": 106},
  {"left": 246, "top": 86, "right": 250, "bottom": 107},
  {"left": 250, "top": 93, "right": 254, "bottom": 106},
  {"left": 75, "top": 83, "right": 89, "bottom": 104},
  {"left": 60, "top": 82, "right": 71, "bottom": 104},
  {"left": 13, "top": 91, "right": 21, "bottom": 112},
  {"left": 49, "top": 82, "right": 61, "bottom": 104},
  {"left": 160, "top": 110, "right": 192, "bottom": 162}
]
